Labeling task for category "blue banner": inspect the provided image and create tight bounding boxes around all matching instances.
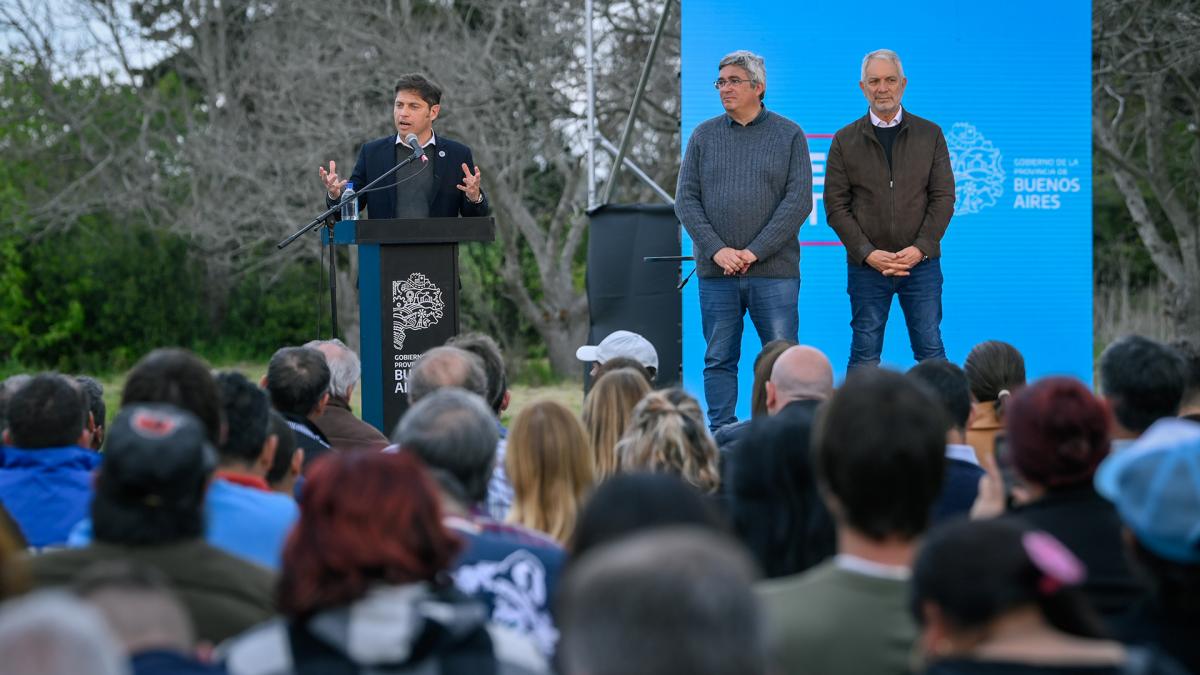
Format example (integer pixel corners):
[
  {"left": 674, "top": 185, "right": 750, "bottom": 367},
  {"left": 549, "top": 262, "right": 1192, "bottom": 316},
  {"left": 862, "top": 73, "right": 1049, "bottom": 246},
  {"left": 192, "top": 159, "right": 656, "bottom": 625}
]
[{"left": 679, "top": 0, "right": 1092, "bottom": 423}]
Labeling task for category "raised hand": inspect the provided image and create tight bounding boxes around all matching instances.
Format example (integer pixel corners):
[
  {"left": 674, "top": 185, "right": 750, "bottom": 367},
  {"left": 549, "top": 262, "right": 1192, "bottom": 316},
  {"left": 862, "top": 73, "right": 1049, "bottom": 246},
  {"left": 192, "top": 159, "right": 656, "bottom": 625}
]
[
  {"left": 319, "top": 160, "right": 348, "bottom": 200},
  {"left": 456, "top": 163, "right": 483, "bottom": 202}
]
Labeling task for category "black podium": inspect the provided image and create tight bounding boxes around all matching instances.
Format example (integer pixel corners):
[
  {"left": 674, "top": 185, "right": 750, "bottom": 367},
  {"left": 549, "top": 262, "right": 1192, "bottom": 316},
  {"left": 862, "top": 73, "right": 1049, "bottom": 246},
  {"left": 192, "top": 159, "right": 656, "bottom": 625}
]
[{"left": 332, "top": 217, "right": 495, "bottom": 436}]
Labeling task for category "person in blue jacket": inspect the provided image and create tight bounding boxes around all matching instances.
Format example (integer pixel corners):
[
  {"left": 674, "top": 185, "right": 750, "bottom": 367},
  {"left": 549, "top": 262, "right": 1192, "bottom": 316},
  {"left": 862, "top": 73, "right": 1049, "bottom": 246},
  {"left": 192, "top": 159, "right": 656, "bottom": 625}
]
[{"left": 0, "top": 373, "right": 100, "bottom": 549}]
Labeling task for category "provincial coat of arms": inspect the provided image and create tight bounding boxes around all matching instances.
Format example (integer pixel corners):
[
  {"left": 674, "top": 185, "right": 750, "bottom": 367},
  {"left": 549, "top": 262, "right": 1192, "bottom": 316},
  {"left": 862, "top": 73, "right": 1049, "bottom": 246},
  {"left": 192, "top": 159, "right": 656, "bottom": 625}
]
[
  {"left": 947, "top": 122, "right": 1005, "bottom": 216},
  {"left": 392, "top": 273, "right": 444, "bottom": 351}
]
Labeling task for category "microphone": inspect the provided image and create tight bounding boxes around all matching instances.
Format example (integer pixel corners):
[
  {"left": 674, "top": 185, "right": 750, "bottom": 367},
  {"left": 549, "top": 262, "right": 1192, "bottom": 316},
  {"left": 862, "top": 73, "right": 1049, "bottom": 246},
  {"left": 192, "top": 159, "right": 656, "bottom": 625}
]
[{"left": 404, "top": 133, "right": 428, "bottom": 162}]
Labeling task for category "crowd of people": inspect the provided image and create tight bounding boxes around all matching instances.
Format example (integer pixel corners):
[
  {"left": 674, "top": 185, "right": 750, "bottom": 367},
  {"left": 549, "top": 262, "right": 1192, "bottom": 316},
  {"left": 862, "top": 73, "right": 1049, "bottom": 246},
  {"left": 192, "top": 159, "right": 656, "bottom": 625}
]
[{"left": 0, "top": 330, "right": 1198, "bottom": 674}]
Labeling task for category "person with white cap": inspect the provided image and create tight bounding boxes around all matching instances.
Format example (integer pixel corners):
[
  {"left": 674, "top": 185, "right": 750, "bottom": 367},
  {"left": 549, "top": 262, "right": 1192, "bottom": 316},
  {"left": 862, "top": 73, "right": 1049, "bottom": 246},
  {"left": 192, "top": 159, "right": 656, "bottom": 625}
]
[{"left": 576, "top": 331, "right": 659, "bottom": 383}]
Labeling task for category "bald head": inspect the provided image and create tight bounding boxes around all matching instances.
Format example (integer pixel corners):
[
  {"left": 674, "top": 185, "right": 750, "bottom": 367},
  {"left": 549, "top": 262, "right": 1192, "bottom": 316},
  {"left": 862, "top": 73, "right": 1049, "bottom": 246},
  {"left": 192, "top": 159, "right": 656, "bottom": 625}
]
[
  {"left": 766, "top": 346, "right": 834, "bottom": 414},
  {"left": 407, "top": 346, "right": 488, "bottom": 404}
]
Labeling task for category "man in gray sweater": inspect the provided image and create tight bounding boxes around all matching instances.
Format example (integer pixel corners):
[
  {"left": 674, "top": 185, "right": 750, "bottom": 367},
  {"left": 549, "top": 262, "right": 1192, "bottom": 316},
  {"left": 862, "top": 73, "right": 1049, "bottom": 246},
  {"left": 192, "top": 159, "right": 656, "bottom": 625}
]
[{"left": 675, "top": 50, "right": 813, "bottom": 431}]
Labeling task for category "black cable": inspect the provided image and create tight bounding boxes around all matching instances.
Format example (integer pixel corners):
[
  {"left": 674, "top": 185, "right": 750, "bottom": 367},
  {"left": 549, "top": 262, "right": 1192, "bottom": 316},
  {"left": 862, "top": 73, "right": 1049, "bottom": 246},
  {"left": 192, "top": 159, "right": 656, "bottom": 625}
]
[
  {"left": 348, "top": 158, "right": 432, "bottom": 197},
  {"left": 317, "top": 224, "right": 324, "bottom": 337}
]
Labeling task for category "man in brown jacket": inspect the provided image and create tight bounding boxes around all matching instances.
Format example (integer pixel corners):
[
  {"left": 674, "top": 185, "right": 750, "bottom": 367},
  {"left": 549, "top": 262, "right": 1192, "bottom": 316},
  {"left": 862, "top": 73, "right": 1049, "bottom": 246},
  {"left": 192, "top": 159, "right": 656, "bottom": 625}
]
[
  {"left": 305, "top": 338, "right": 389, "bottom": 453},
  {"left": 825, "top": 49, "right": 955, "bottom": 370}
]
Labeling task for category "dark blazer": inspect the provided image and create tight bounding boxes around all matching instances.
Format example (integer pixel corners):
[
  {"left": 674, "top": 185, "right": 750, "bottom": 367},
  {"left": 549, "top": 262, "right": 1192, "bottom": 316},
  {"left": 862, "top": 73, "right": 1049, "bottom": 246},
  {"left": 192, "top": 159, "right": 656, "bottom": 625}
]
[
  {"left": 931, "top": 456, "right": 985, "bottom": 524},
  {"left": 333, "top": 133, "right": 490, "bottom": 219}
]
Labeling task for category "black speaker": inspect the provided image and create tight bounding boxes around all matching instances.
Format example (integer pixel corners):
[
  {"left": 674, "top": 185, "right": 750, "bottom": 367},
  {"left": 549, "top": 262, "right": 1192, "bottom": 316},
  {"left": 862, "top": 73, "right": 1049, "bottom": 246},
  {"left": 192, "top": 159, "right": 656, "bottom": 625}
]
[{"left": 584, "top": 204, "right": 683, "bottom": 390}]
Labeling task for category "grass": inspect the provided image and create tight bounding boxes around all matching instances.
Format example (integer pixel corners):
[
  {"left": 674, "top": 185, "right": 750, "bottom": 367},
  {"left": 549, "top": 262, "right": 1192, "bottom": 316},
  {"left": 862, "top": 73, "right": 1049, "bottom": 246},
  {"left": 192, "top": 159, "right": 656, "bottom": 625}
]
[{"left": 85, "top": 359, "right": 581, "bottom": 430}]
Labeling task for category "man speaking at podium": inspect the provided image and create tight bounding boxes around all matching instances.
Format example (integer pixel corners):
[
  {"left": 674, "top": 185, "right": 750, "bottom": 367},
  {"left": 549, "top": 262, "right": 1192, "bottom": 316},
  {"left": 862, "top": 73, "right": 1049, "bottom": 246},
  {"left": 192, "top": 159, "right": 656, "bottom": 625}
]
[{"left": 320, "top": 73, "right": 490, "bottom": 219}]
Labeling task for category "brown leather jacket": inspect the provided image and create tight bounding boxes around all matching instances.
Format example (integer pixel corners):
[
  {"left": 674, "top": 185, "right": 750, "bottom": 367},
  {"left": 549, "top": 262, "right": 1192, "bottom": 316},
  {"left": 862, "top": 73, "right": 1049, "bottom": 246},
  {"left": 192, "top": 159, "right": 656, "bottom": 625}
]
[
  {"left": 313, "top": 396, "right": 389, "bottom": 454},
  {"left": 824, "top": 111, "right": 955, "bottom": 265}
]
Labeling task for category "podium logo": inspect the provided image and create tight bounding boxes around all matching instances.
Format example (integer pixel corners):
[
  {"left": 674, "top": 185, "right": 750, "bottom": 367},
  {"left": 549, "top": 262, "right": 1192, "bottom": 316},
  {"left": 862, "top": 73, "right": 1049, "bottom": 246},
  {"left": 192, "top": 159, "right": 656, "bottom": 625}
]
[
  {"left": 391, "top": 273, "right": 445, "bottom": 351},
  {"left": 947, "top": 122, "right": 1004, "bottom": 216}
]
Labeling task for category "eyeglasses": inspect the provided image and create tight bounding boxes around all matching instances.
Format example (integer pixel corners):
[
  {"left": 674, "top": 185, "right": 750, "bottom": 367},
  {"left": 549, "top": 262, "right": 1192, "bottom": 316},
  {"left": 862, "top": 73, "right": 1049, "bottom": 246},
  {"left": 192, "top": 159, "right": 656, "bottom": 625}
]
[{"left": 714, "top": 77, "right": 755, "bottom": 89}]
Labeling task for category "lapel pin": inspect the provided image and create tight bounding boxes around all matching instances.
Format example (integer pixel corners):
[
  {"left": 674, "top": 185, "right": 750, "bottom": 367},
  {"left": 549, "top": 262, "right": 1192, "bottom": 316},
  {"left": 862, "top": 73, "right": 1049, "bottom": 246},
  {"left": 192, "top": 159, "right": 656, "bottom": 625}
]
[{"left": 438, "top": 150, "right": 446, "bottom": 158}]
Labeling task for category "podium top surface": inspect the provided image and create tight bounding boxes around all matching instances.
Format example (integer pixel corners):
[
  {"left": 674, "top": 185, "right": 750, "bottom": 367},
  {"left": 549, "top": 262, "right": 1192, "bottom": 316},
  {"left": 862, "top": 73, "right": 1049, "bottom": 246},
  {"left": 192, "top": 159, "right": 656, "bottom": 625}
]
[{"left": 333, "top": 218, "right": 495, "bottom": 245}]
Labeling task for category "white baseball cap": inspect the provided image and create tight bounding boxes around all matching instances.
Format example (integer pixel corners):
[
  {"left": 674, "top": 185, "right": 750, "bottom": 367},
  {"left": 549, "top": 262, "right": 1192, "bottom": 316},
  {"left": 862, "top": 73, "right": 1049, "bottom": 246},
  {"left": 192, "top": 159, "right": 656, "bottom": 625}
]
[{"left": 575, "top": 330, "right": 659, "bottom": 370}]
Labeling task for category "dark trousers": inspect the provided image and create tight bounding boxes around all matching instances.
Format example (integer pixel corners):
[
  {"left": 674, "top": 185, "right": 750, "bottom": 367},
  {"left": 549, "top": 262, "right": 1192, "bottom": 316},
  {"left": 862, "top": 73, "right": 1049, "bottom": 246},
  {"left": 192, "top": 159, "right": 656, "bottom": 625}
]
[
  {"left": 699, "top": 275, "right": 800, "bottom": 430},
  {"left": 846, "top": 258, "right": 945, "bottom": 370}
]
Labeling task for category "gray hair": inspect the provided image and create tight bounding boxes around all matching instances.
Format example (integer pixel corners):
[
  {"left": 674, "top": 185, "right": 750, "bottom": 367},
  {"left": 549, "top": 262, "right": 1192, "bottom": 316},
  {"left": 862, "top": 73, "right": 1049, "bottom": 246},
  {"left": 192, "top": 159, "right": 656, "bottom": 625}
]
[
  {"left": 391, "top": 387, "right": 499, "bottom": 504},
  {"left": 408, "top": 346, "right": 487, "bottom": 404},
  {"left": 860, "top": 48, "right": 905, "bottom": 82},
  {"left": 304, "top": 338, "right": 361, "bottom": 399},
  {"left": 0, "top": 591, "right": 129, "bottom": 675},
  {"left": 558, "top": 528, "right": 766, "bottom": 675},
  {"left": 719, "top": 50, "right": 766, "bottom": 90}
]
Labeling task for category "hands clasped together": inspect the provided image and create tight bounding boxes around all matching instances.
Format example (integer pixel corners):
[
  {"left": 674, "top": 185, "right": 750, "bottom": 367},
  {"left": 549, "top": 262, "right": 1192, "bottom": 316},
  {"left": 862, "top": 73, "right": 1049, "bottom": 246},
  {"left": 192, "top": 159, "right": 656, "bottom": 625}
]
[
  {"left": 714, "top": 247, "right": 759, "bottom": 276},
  {"left": 865, "top": 246, "right": 924, "bottom": 277}
]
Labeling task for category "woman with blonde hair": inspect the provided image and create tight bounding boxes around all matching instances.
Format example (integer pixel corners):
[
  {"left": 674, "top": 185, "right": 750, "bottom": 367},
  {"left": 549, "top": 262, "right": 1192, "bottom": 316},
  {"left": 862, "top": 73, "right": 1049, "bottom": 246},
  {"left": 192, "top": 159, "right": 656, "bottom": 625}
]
[
  {"left": 506, "top": 399, "right": 595, "bottom": 544},
  {"left": 617, "top": 389, "right": 721, "bottom": 494},
  {"left": 582, "top": 368, "right": 651, "bottom": 480}
]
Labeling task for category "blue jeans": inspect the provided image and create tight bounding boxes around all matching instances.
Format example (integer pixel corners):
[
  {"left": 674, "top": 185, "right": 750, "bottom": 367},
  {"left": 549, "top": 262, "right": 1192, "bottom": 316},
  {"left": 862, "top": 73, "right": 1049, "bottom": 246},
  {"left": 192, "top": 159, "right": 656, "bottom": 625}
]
[
  {"left": 846, "top": 258, "right": 945, "bottom": 370},
  {"left": 698, "top": 275, "right": 800, "bottom": 430}
]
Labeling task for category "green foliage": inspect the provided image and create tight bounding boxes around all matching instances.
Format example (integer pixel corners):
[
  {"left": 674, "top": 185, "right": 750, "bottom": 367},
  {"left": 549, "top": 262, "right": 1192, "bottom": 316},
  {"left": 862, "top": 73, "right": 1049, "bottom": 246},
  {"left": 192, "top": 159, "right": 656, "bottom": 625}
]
[
  {"left": 217, "top": 258, "right": 326, "bottom": 357},
  {"left": 0, "top": 220, "right": 331, "bottom": 372},
  {"left": 0, "top": 219, "right": 208, "bottom": 371}
]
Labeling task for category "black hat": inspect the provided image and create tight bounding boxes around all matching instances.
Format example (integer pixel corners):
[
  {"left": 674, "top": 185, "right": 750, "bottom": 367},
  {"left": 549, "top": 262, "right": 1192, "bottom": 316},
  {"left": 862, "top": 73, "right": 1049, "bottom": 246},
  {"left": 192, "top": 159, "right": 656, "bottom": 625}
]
[{"left": 98, "top": 403, "right": 217, "bottom": 509}]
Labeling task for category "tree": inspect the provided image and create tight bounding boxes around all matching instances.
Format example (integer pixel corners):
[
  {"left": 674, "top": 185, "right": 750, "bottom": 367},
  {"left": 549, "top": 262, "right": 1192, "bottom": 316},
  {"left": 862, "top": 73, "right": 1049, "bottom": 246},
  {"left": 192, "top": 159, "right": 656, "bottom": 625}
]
[
  {"left": 0, "top": 0, "right": 681, "bottom": 375},
  {"left": 1094, "top": 1, "right": 1200, "bottom": 346}
]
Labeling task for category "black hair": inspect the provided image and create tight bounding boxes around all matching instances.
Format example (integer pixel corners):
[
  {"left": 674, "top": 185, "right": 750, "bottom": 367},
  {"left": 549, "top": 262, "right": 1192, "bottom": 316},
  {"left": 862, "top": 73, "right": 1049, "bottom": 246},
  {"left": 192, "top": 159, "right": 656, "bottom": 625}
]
[
  {"left": 907, "top": 359, "right": 970, "bottom": 432},
  {"left": 1099, "top": 335, "right": 1186, "bottom": 433},
  {"left": 265, "top": 410, "right": 298, "bottom": 487},
  {"left": 393, "top": 73, "right": 442, "bottom": 107},
  {"left": 569, "top": 472, "right": 727, "bottom": 562},
  {"left": 812, "top": 368, "right": 946, "bottom": 540},
  {"left": 91, "top": 476, "right": 206, "bottom": 546},
  {"left": 216, "top": 371, "right": 270, "bottom": 465},
  {"left": 1169, "top": 338, "right": 1200, "bottom": 408},
  {"left": 964, "top": 340, "right": 1025, "bottom": 419},
  {"left": 726, "top": 403, "right": 836, "bottom": 578},
  {"left": 912, "top": 518, "right": 1106, "bottom": 639},
  {"left": 266, "top": 347, "right": 331, "bottom": 417},
  {"left": 5, "top": 373, "right": 86, "bottom": 449},
  {"left": 73, "top": 375, "right": 106, "bottom": 433},
  {"left": 121, "top": 349, "right": 223, "bottom": 444},
  {"left": 446, "top": 333, "right": 508, "bottom": 415}
]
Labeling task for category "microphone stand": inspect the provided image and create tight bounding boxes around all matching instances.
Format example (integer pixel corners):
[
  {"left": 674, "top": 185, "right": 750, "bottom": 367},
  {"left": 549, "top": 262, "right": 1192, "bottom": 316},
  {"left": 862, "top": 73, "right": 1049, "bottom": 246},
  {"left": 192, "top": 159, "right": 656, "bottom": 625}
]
[
  {"left": 643, "top": 255, "right": 696, "bottom": 290},
  {"left": 277, "top": 146, "right": 425, "bottom": 339}
]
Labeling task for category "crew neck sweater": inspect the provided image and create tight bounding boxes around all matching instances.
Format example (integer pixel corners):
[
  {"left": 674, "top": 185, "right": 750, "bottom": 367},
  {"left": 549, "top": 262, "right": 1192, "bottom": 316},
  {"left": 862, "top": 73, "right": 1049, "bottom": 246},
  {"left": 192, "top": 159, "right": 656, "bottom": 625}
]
[
  {"left": 675, "top": 109, "right": 813, "bottom": 278},
  {"left": 874, "top": 124, "right": 901, "bottom": 168}
]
